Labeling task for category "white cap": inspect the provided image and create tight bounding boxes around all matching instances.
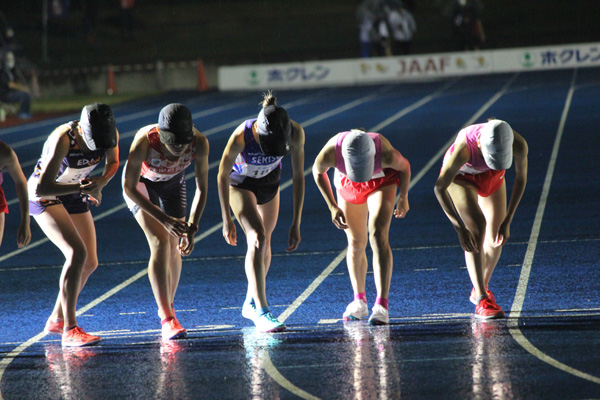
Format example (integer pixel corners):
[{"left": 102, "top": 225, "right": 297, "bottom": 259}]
[
  {"left": 480, "top": 120, "right": 514, "bottom": 170},
  {"left": 341, "top": 130, "right": 375, "bottom": 183}
]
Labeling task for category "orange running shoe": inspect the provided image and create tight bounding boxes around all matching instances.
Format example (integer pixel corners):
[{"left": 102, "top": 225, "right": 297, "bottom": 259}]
[
  {"left": 475, "top": 297, "right": 505, "bottom": 319},
  {"left": 44, "top": 318, "right": 64, "bottom": 335},
  {"left": 161, "top": 318, "right": 187, "bottom": 340},
  {"left": 61, "top": 327, "right": 101, "bottom": 347},
  {"left": 470, "top": 287, "right": 496, "bottom": 305}
]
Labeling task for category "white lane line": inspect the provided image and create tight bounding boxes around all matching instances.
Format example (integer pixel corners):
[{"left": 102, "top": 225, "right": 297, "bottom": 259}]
[
  {"left": 508, "top": 69, "right": 600, "bottom": 384},
  {"left": 263, "top": 352, "right": 320, "bottom": 400},
  {"left": 0, "top": 89, "right": 385, "bottom": 399},
  {"left": 279, "top": 250, "right": 347, "bottom": 323}
]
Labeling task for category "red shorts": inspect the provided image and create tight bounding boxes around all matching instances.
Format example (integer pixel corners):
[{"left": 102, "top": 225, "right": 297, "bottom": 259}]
[
  {"left": 454, "top": 169, "right": 505, "bottom": 197},
  {"left": 0, "top": 186, "right": 8, "bottom": 214},
  {"left": 335, "top": 168, "right": 400, "bottom": 204}
]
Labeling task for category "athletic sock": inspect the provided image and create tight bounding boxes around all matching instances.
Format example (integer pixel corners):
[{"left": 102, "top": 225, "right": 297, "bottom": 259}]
[
  {"left": 354, "top": 292, "right": 367, "bottom": 303},
  {"left": 161, "top": 316, "right": 174, "bottom": 325},
  {"left": 258, "top": 307, "right": 270, "bottom": 317},
  {"left": 375, "top": 297, "right": 389, "bottom": 310}
]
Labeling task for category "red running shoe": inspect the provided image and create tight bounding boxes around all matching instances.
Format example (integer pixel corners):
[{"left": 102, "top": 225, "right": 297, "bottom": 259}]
[
  {"left": 62, "top": 327, "right": 101, "bottom": 347},
  {"left": 475, "top": 297, "right": 505, "bottom": 319},
  {"left": 161, "top": 318, "right": 187, "bottom": 340},
  {"left": 470, "top": 287, "right": 496, "bottom": 305},
  {"left": 44, "top": 318, "right": 64, "bottom": 335}
]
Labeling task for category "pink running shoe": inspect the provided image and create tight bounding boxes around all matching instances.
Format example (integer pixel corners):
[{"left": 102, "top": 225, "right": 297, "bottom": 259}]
[
  {"left": 161, "top": 318, "right": 187, "bottom": 340},
  {"left": 475, "top": 297, "right": 505, "bottom": 320},
  {"left": 44, "top": 318, "right": 64, "bottom": 335},
  {"left": 470, "top": 287, "right": 496, "bottom": 305},
  {"left": 61, "top": 327, "right": 101, "bottom": 347}
]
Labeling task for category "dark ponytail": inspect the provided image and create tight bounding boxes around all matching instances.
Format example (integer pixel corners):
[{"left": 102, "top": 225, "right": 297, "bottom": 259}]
[{"left": 261, "top": 91, "right": 277, "bottom": 108}]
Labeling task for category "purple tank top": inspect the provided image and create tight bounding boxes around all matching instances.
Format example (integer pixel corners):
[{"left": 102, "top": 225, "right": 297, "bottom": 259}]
[
  {"left": 334, "top": 131, "right": 383, "bottom": 178},
  {"left": 28, "top": 121, "right": 106, "bottom": 201},
  {"left": 229, "top": 119, "right": 284, "bottom": 185}
]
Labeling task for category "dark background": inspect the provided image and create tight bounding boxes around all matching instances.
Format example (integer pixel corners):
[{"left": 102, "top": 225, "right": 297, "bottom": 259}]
[{"left": 4, "top": 0, "right": 600, "bottom": 70}]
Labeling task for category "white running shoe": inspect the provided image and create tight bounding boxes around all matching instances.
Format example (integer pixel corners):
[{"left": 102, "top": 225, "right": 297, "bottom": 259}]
[
  {"left": 368, "top": 305, "right": 389, "bottom": 326},
  {"left": 343, "top": 299, "right": 368, "bottom": 321},
  {"left": 242, "top": 301, "right": 257, "bottom": 322},
  {"left": 255, "top": 312, "right": 286, "bottom": 333}
]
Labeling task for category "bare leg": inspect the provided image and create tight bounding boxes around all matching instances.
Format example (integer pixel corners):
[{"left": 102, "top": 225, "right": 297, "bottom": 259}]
[
  {"left": 135, "top": 210, "right": 180, "bottom": 321},
  {"left": 35, "top": 206, "right": 88, "bottom": 330},
  {"left": 447, "top": 183, "right": 487, "bottom": 299},
  {"left": 49, "top": 211, "right": 99, "bottom": 320},
  {"left": 230, "top": 187, "right": 272, "bottom": 309},
  {"left": 366, "top": 185, "right": 396, "bottom": 299},
  {"left": 338, "top": 196, "right": 369, "bottom": 295},
  {"left": 478, "top": 181, "right": 507, "bottom": 286},
  {"left": 0, "top": 213, "right": 5, "bottom": 248}
]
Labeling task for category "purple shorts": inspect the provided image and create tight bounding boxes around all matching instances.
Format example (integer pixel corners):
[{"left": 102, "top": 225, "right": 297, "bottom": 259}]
[{"left": 29, "top": 193, "right": 90, "bottom": 216}]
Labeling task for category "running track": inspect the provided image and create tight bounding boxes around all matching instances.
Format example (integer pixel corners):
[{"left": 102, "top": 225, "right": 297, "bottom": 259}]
[{"left": 0, "top": 67, "right": 599, "bottom": 399}]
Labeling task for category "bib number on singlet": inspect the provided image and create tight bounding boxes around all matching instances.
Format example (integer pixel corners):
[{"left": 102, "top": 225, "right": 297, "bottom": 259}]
[{"left": 55, "top": 166, "right": 96, "bottom": 184}]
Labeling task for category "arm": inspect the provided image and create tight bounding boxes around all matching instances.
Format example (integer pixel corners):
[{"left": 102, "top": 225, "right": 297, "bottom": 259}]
[
  {"left": 0, "top": 143, "right": 30, "bottom": 247},
  {"left": 433, "top": 139, "right": 479, "bottom": 253},
  {"left": 287, "top": 121, "right": 305, "bottom": 252},
  {"left": 123, "top": 130, "right": 188, "bottom": 238},
  {"left": 36, "top": 126, "right": 82, "bottom": 197},
  {"left": 312, "top": 135, "right": 348, "bottom": 230},
  {"left": 216, "top": 123, "right": 246, "bottom": 246},
  {"left": 495, "top": 131, "right": 528, "bottom": 246},
  {"left": 8, "top": 81, "right": 30, "bottom": 93},
  {"left": 380, "top": 135, "right": 411, "bottom": 218},
  {"left": 178, "top": 130, "right": 209, "bottom": 256},
  {"left": 81, "top": 130, "right": 120, "bottom": 206}
]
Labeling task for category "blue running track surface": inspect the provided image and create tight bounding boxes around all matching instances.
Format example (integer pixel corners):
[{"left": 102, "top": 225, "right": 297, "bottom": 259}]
[{"left": 0, "top": 67, "right": 599, "bottom": 399}]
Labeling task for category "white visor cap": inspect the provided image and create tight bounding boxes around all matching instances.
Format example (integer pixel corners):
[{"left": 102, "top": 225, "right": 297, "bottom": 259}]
[
  {"left": 480, "top": 120, "right": 514, "bottom": 170},
  {"left": 341, "top": 130, "right": 376, "bottom": 183}
]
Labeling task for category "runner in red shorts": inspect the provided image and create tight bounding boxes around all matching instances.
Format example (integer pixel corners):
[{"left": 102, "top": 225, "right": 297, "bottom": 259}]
[
  {"left": 434, "top": 119, "right": 529, "bottom": 319},
  {"left": 313, "top": 129, "right": 411, "bottom": 325},
  {"left": 0, "top": 140, "right": 31, "bottom": 250}
]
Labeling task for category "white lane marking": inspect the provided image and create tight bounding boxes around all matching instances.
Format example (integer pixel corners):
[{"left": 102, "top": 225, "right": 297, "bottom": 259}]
[
  {"left": 263, "top": 352, "right": 320, "bottom": 400},
  {"left": 279, "top": 250, "right": 347, "bottom": 323},
  {"left": 508, "top": 69, "right": 600, "bottom": 384}
]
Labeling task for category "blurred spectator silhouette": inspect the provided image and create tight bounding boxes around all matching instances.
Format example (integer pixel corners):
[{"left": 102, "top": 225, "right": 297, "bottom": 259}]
[
  {"left": 0, "top": 51, "right": 32, "bottom": 119},
  {"left": 452, "top": 0, "right": 485, "bottom": 51},
  {"left": 357, "top": 0, "right": 385, "bottom": 57},
  {"left": 0, "top": 11, "right": 24, "bottom": 56},
  {"left": 386, "top": 1, "right": 416, "bottom": 55},
  {"left": 357, "top": 0, "right": 416, "bottom": 57}
]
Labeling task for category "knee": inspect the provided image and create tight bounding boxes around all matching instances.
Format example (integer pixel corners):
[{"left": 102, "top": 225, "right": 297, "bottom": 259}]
[
  {"left": 73, "top": 245, "right": 88, "bottom": 266},
  {"left": 347, "top": 237, "right": 368, "bottom": 252},
  {"left": 247, "top": 228, "right": 267, "bottom": 251},
  {"left": 470, "top": 215, "right": 487, "bottom": 243},
  {"left": 369, "top": 229, "right": 390, "bottom": 251},
  {"left": 84, "top": 254, "right": 99, "bottom": 274},
  {"left": 66, "top": 244, "right": 88, "bottom": 272}
]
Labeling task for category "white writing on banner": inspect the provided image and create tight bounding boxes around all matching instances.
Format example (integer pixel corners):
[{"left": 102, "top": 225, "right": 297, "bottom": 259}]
[
  {"left": 357, "top": 53, "right": 492, "bottom": 82},
  {"left": 218, "top": 61, "right": 353, "bottom": 90},
  {"left": 494, "top": 43, "right": 600, "bottom": 71},
  {"left": 218, "top": 42, "right": 600, "bottom": 90}
]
